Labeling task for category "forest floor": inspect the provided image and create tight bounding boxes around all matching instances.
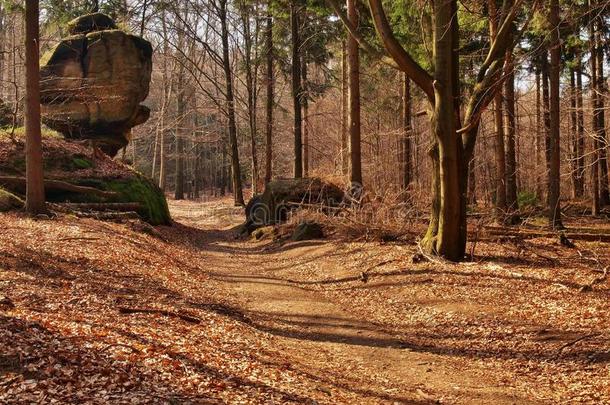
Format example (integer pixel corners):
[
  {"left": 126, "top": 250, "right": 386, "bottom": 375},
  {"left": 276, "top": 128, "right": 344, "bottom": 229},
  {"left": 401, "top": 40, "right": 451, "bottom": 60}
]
[{"left": 1, "top": 197, "right": 610, "bottom": 404}]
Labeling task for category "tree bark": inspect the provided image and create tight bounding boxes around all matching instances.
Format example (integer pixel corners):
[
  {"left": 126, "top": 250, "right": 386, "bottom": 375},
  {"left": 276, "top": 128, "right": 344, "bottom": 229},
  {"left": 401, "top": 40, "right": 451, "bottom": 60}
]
[
  {"left": 24, "top": 0, "right": 46, "bottom": 214},
  {"left": 589, "top": 6, "right": 600, "bottom": 216},
  {"left": 302, "top": 56, "right": 310, "bottom": 177},
  {"left": 575, "top": 53, "right": 586, "bottom": 198},
  {"left": 347, "top": 0, "right": 362, "bottom": 187},
  {"left": 421, "top": 0, "right": 462, "bottom": 260},
  {"left": 535, "top": 69, "right": 542, "bottom": 199},
  {"left": 548, "top": 0, "right": 563, "bottom": 228},
  {"left": 595, "top": 19, "right": 610, "bottom": 206},
  {"left": 291, "top": 2, "right": 303, "bottom": 178},
  {"left": 504, "top": 37, "right": 519, "bottom": 222},
  {"left": 220, "top": 0, "right": 245, "bottom": 206},
  {"left": 489, "top": 0, "right": 507, "bottom": 222},
  {"left": 401, "top": 73, "right": 412, "bottom": 191},
  {"left": 174, "top": 72, "right": 185, "bottom": 200},
  {"left": 264, "top": 6, "right": 273, "bottom": 185},
  {"left": 341, "top": 40, "right": 348, "bottom": 176},
  {"left": 241, "top": 3, "right": 259, "bottom": 195}
]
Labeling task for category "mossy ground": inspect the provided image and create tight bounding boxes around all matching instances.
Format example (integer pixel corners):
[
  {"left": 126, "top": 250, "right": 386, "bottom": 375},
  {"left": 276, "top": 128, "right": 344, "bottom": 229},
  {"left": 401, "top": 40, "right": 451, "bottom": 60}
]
[
  {"left": 0, "top": 130, "right": 171, "bottom": 225},
  {"left": 0, "top": 188, "right": 23, "bottom": 212}
]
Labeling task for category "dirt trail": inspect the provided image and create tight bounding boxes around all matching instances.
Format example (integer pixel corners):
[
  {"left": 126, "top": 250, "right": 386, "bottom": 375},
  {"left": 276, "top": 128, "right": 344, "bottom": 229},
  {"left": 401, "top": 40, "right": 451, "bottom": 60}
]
[{"left": 170, "top": 200, "right": 538, "bottom": 404}]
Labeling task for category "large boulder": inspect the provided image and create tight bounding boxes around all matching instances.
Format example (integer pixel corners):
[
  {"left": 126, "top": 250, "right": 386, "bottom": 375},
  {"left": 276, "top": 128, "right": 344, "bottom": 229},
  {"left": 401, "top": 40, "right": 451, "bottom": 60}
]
[
  {"left": 244, "top": 178, "right": 345, "bottom": 233},
  {"left": 40, "top": 13, "right": 152, "bottom": 156}
]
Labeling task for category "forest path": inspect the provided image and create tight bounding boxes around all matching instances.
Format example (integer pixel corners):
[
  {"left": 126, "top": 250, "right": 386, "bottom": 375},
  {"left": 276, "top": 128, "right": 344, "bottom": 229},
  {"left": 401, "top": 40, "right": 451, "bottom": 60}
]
[{"left": 169, "top": 199, "right": 537, "bottom": 404}]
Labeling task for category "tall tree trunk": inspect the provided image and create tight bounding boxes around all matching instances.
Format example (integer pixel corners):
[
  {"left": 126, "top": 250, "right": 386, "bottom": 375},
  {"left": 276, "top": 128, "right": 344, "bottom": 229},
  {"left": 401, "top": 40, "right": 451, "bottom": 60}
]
[
  {"left": 535, "top": 69, "right": 542, "bottom": 199},
  {"left": 401, "top": 73, "right": 412, "bottom": 191},
  {"left": 158, "top": 9, "right": 170, "bottom": 191},
  {"left": 595, "top": 20, "right": 610, "bottom": 206},
  {"left": 589, "top": 7, "right": 600, "bottom": 216},
  {"left": 575, "top": 54, "right": 586, "bottom": 198},
  {"left": 174, "top": 72, "right": 185, "bottom": 200},
  {"left": 569, "top": 68, "right": 579, "bottom": 198},
  {"left": 220, "top": 0, "right": 245, "bottom": 206},
  {"left": 264, "top": 6, "right": 273, "bottom": 185},
  {"left": 421, "top": 0, "right": 462, "bottom": 260},
  {"left": 290, "top": 2, "right": 303, "bottom": 178},
  {"left": 241, "top": 3, "right": 259, "bottom": 195},
  {"left": 24, "top": 0, "right": 45, "bottom": 214},
  {"left": 489, "top": 0, "right": 506, "bottom": 222},
  {"left": 341, "top": 40, "right": 348, "bottom": 176},
  {"left": 347, "top": 0, "right": 362, "bottom": 188},
  {"left": 302, "top": 57, "right": 310, "bottom": 177},
  {"left": 548, "top": 0, "right": 562, "bottom": 228},
  {"left": 504, "top": 40, "right": 519, "bottom": 222},
  {"left": 541, "top": 51, "right": 551, "bottom": 205}
]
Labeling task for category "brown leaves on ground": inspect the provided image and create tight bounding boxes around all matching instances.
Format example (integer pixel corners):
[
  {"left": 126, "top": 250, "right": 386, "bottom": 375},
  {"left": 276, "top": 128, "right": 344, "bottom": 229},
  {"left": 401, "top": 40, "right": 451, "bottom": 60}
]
[
  {"left": 0, "top": 212, "right": 331, "bottom": 404},
  {"left": 1, "top": 198, "right": 609, "bottom": 403}
]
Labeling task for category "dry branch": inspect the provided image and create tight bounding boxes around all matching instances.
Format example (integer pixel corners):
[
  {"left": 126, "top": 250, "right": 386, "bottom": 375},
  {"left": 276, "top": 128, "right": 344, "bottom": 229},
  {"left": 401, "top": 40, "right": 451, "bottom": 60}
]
[
  {"left": 118, "top": 306, "right": 201, "bottom": 324},
  {"left": 482, "top": 226, "right": 610, "bottom": 243},
  {"left": 0, "top": 176, "right": 118, "bottom": 198}
]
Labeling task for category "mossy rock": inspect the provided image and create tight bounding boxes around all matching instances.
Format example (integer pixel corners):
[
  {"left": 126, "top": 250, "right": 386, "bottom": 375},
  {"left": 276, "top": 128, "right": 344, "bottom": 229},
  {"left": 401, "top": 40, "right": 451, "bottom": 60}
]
[
  {"left": 76, "top": 175, "right": 170, "bottom": 225},
  {"left": 0, "top": 188, "right": 23, "bottom": 212},
  {"left": 67, "top": 13, "right": 118, "bottom": 35},
  {"left": 244, "top": 178, "right": 345, "bottom": 231}
]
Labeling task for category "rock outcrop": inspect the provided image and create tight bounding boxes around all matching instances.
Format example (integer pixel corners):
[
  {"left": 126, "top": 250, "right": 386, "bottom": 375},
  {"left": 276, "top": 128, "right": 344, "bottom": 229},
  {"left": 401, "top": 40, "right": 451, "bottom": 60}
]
[
  {"left": 40, "top": 13, "right": 152, "bottom": 156},
  {"left": 0, "top": 133, "right": 170, "bottom": 225},
  {"left": 243, "top": 178, "right": 345, "bottom": 233}
]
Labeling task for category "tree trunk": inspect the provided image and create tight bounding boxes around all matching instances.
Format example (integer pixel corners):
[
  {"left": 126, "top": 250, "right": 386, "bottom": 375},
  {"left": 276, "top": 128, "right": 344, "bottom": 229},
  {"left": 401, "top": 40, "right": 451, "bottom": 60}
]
[
  {"left": 220, "top": 0, "right": 245, "bottom": 206},
  {"left": 264, "top": 6, "right": 273, "bottom": 185},
  {"left": 242, "top": 4, "right": 259, "bottom": 195},
  {"left": 535, "top": 69, "right": 542, "bottom": 199},
  {"left": 548, "top": 0, "right": 563, "bottom": 228},
  {"left": 158, "top": 8, "right": 170, "bottom": 192},
  {"left": 504, "top": 41, "right": 519, "bottom": 222},
  {"left": 569, "top": 68, "right": 579, "bottom": 198},
  {"left": 24, "top": 0, "right": 46, "bottom": 214},
  {"left": 401, "top": 73, "right": 412, "bottom": 191},
  {"left": 290, "top": 2, "right": 303, "bottom": 178},
  {"left": 541, "top": 51, "right": 551, "bottom": 205},
  {"left": 347, "top": 0, "right": 362, "bottom": 188},
  {"left": 341, "top": 40, "right": 348, "bottom": 176},
  {"left": 174, "top": 72, "right": 185, "bottom": 200},
  {"left": 302, "top": 57, "right": 310, "bottom": 177},
  {"left": 595, "top": 21, "right": 610, "bottom": 206},
  {"left": 489, "top": 0, "right": 506, "bottom": 222},
  {"left": 589, "top": 8, "right": 600, "bottom": 216},
  {"left": 421, "top": 0, "right": 463, "bottom": 261},
  {"left": 575, "top": 53, "right": 586, "bottom": 198}
]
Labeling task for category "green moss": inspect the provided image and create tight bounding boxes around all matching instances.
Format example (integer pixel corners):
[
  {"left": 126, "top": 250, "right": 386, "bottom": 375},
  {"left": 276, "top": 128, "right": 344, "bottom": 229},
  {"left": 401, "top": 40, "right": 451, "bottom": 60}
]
[
  {"left": 0, "top": 188, "right": 23, "bottom": 212},
  {"left": 72, "top": 157, "right": 93, "bottom": 169},
  {"left": 518, "top": 191, "right": 538, "bottom": 208},
  {"left": 0, "top": 127, "right": 63, "bottom": 139},
  {"left": 104, "top": 176, "right": 170, "bottom": 225}
]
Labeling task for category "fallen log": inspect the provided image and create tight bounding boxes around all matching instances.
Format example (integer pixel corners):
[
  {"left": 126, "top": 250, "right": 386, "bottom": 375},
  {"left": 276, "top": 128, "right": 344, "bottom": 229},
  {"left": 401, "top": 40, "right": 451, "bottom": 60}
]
[
  {"left": 56, "top": 202, "right": 141, "bottom": 211},
  {"left": 0, "top": 176, "right": 118, "bottom": 198},
  {"left": 75, "top": 211, "right": 141, "bottom": 221},
  {"left": 482, "top": 226, "right": 610, "bottom": 243}
]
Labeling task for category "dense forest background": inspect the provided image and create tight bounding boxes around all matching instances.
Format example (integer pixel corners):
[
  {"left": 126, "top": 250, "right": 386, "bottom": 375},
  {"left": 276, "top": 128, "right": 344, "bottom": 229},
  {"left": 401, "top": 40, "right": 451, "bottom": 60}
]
[{"left": 1, "top": 0, "right": 609, "bottom": 224}]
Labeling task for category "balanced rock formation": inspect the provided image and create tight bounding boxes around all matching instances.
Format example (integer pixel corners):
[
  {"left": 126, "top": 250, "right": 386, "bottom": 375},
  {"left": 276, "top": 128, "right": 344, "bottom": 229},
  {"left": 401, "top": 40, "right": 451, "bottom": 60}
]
[{"left": 40, "top": 13, "right": 152, "bottom": 156}]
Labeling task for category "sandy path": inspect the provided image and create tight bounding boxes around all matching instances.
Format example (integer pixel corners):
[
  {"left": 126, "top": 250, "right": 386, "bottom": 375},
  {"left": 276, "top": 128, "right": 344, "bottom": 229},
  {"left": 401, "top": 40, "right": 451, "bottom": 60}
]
[{"left": 170, "top": 200, "right": 538, "bottom": 404}]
